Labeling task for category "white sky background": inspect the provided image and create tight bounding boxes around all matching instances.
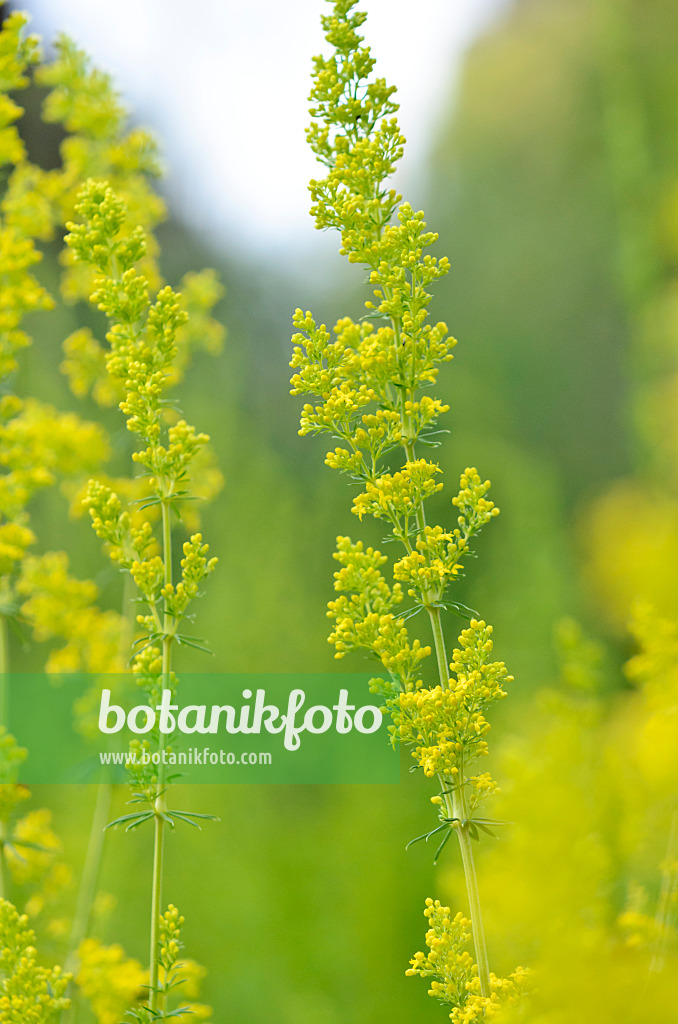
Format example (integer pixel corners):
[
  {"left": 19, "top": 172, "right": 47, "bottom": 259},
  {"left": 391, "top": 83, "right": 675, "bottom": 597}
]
[{"left": 23, "top": 0, "right": 510, "bottom": 265}]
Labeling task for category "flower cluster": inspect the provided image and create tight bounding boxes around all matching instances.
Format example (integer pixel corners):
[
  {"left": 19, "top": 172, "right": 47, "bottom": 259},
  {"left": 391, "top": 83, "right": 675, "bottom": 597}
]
[
  {"left": 0, "top": 729, "right": 27, "bottom": 815},
  {"left": 4, "top": 31, "right": 164, "bottom": 295},
  {"left": 0, "top": 11, "right": 43, "bottom": 373},
  {"left": 327, "top": 537, "right": 434, "bottom": 696},
  {"left": 0, "top": 232, "right": 52, "bottom": 381},
  {"left": 0, "top": 898, "right": 70, "bottom": 1021},
  {"left": 117, "top": 905, "right": 212, "bottom": 1024},
  {"left": 0, "top": 728, "right": 29, "bottom": 892},
  {"left": 76, "top": 938, "right": 146, "bottom": 1024},
  {"left": 157, "top": 907, "right": 212, "bottom": 1021},
  {"left": 393, "top": 525, "right": 465, "bottom": 603},
  {"left": 406, "top": 899, "right": 528, "bottom": 1023},
  {"left": 158, "top": 904, "right": 183, "bottom": 977},
  {"left": 0, "top": 730, "right": 72, "bottom": 933},
  {"left": 6, "top": 808, "right": 63, "bottom": 889},
  {"left": 0, "top": 236, "right": 115, "bottom": 668},
  {"left": 393, "top": 622, "right": 510, "bottom": 785},
  {"left": 16, "top": 552, "right": 125, "bottom": 673}
]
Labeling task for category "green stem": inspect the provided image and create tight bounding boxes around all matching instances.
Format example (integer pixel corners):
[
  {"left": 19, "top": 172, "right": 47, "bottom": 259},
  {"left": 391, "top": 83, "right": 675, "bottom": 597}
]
[
  {"left": 428, "top": 605, "right": 491, "bottom": 999},
  {"left": 62, "top": 784, "right": 114, "bottom": 1022},
  {"left": 149, "top": 496, "right": 172, "bottom": 1014},
  {"left": 650, "top": 809, "right": 678, "bottom": 973},
  {"left": 66, "top": 576, "right": 135, "bottom": 982},
  {"left": 67, "top": 782, "right": 112, "bottom": 968},
  {"left": 426, "top": 602, "right": 450, "bottom": 688},
  {"left": 451, "top": 787, "right": 491, "bottom": 994},
  {"left": 402, "top": 429, "right": 492, "bottom": 998},
  {"left": 148, "top": 794, "right": 166, "bottom": 1012}
]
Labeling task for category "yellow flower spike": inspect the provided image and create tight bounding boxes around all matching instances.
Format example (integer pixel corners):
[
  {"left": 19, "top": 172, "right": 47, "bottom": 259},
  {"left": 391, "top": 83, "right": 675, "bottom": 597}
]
[
  {"left": 63, "top": 161, "right": 221, "bottom": 1015},
  {"left": 291, "top": 0, "right": 518, "bottom": 1016}
]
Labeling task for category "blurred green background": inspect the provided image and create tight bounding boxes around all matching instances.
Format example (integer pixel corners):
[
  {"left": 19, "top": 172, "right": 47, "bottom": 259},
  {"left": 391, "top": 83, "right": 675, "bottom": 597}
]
[{"left": 5, "top": 0, "right": 678, "bottom": 1019}]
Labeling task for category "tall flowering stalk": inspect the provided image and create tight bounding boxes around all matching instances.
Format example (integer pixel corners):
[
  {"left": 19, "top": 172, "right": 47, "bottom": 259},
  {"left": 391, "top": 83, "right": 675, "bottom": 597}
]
[
  {"left": 0, "top": 12, "right": 130, "bottom": 1015},
  {"left": 291, "top": 2, "right": 526, "bottom": 1018},
  {"left": 30, "top": 36, "right": 223, "bottom": 986},
  {"left": 0, "top": 11, "right": 123, "bottom": 952},
  {"left": 66, "top": 180, "right": 217, "bottom": 1020},
  {"left": 0, "top": 10, "right": 219, "bottom": 1019}
]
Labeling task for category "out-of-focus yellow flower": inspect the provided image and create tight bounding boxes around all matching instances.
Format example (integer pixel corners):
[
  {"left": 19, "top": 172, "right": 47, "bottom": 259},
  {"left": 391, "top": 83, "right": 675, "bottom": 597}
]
[
  {"left": 584, "top": 482, "right": 678, "bottom": 629},
  {"left": 76, "top": 938, "right": 146, "bottom": 1024},
  {"left": 6, "top": 808, "right": 60, "bottom": 887},
  {"left": 0, "top": 897, "right": 70, "bottom": 1018},
  {"left": 464, "top": 614, "right": 678, "bottom": 1022}
]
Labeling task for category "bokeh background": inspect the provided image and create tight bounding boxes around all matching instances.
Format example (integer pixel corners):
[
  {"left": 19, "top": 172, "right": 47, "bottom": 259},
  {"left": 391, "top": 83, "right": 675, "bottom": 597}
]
[{"left": 5, "top": 0, "right": 678, "bottom": 1020}]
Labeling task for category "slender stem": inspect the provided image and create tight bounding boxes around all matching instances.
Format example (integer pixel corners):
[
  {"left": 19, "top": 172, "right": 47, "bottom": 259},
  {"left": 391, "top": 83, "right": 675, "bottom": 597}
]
[
  {"left": 426, "top": 602, "right": 450, "bottom": 688},
  {"left": 67, "top": 783, "right": 112, "bottom": 969},
  {"left": 451, "top": 787, "right": 491, "bottom": 994},
  {"left": 148, "top": 795, "right": 166, "bottom": 1011},
  {"left": 66, "top": 574, "right": 135, "bottom": 982},
  {"left": 149, "top": 495, "right": 172, "bottom": 1014},
  {"left": 62, "top": 785, "right": 113, "bottom": 1024},
  {"left": 402, "top": 428, "right": 492, "bottom": 998},
  {"left": 650, "top": 810, "right": 678, "bottom": 973},
  {"left": 428, "top": 605, "right": 491, "bottom": 999}
]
